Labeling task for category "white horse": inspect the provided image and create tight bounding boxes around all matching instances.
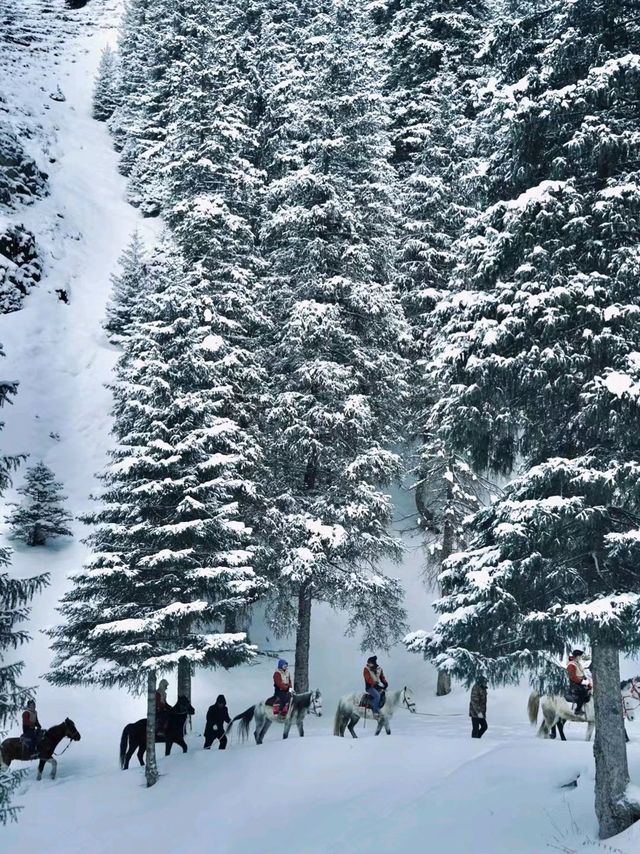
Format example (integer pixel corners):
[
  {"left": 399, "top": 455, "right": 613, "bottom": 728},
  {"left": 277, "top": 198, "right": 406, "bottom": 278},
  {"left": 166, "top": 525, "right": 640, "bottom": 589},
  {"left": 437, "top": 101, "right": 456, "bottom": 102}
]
[
  {"left": 333, "top": 686, "right": 416, "bottom": 737},
  {"left": 226, "top": 690, "right": 323, "bottom": 745},
  {"left": 528, "top": 678, "right": 640, "bottom": 742},
  {"left": 528, "top": 691, "right": 595, "bottom": 741}
]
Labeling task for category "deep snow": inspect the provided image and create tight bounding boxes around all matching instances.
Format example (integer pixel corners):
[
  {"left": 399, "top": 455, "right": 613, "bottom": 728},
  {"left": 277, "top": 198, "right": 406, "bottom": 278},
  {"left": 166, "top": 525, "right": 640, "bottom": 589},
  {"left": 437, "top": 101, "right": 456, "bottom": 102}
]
[{"left": 1, "top": 2, "right": 640, "bottom": 852}]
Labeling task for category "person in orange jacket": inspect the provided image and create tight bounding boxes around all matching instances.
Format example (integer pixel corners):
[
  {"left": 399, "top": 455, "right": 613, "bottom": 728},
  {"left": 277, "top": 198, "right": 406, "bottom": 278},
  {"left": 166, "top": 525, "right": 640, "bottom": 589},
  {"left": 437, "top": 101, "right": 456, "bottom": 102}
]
[
  {"left": 567, "top": 649, "right": 591, "bottom": 716},
  {"left": 22, "top": 699, "right": 42, "bottom": 753},
  {"left": 273, "top": 659, "right": 293, "bottom": 716},
  {"left": 363, "top": 655, "right": 388, "bottom": 716}
]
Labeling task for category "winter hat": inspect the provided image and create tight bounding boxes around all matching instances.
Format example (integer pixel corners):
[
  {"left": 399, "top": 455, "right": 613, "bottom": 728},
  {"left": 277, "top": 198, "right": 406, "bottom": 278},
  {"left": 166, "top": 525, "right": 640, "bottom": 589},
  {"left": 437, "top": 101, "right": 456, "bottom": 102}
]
[
  {"left": 277, "top": 659, "right": 288, "bottom": 669},
  {"left": 216, "top": 694, "right": 226, "bottom": 705},
  {"left": 367, "top": 655, "right": 377, "bottom": 665},
  {"left": 159, "top": 679, "right": 169, "bottom": 689}
]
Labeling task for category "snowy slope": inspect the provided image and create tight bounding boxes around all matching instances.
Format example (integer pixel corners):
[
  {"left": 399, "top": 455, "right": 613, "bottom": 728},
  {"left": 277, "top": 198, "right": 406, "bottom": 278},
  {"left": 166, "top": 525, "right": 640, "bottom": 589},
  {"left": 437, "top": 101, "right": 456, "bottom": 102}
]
[
  {"left": 3, "top": 698, "right": 640, "bottom": 854},
  {"left": 1, "top": 4, "right": 640, "bottom": 853}
]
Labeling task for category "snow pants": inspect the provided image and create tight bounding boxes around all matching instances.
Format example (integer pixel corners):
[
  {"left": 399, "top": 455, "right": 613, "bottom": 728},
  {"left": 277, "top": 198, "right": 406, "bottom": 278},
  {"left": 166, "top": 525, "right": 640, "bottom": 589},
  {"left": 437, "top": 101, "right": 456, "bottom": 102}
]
[
  {"left": 203, "top": 726, "right": 227, "bottom": 750},
  {"left": 471, "top": 716, "right": 488, "bottom": 738}
]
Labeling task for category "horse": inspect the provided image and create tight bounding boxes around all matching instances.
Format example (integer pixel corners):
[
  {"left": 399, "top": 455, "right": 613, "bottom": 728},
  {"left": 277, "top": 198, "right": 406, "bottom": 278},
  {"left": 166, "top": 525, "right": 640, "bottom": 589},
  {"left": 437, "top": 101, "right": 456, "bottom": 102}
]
[
  {"left": 528, "top": 679, "right": 640, "bottom": 742},
  {"left": 119, "top": 695, "right": 194, "bottom": 770},
  {"left": 333, "top": 686, "right": 416, "bottom": 737},
  {"left": 226, "top": 690, "right": 323, "bottom": 745},
  {"left": 1, "top": 718, "right": 81, "bottom": 781}
]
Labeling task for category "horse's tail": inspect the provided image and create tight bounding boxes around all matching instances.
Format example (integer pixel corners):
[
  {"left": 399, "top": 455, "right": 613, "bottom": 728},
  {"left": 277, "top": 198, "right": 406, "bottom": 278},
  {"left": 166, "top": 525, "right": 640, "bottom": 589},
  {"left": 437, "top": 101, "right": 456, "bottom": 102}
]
[
  {"left": 528, "top": 691, "right": 540, "bottom": 725},
  {"left": 119, "top": 725, "right": 130, "bottom": 769},
  {"left": 226, "top": 706, "right": 255, "bottom": 743},
  {"left": 333, "top": 702, "right": 344, "bottom": 737}
]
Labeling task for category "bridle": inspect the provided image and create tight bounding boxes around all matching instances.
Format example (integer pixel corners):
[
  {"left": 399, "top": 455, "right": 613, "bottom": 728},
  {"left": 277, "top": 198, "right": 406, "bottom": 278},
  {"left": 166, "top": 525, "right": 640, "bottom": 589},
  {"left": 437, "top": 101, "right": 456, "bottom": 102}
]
[
  {"left": 402, "top": 687, "right": 416, "bottom": 714},
  {"left": 622, "top": 679, "right": 640, "bottom": 720},
  {"left": 308, "top": 690, "right": 322, "bottom": 717}
]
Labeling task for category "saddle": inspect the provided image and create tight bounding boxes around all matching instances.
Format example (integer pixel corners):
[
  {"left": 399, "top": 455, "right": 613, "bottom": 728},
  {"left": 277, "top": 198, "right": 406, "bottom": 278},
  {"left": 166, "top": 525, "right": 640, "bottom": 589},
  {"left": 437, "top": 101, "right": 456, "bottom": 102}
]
[
  {"left": 360, "top": 691, "right": 386, "bottom": 711},
  {"left": 20, "top": 731, "right": 45, "bottom": 758}
]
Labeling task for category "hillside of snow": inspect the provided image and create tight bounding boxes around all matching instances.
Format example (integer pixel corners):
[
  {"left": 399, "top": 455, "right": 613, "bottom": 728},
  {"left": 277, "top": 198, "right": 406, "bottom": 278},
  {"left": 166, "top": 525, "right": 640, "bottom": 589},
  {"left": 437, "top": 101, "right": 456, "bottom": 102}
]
[{"left": 2, "top": 3, "right": 640, "bottom": 853}]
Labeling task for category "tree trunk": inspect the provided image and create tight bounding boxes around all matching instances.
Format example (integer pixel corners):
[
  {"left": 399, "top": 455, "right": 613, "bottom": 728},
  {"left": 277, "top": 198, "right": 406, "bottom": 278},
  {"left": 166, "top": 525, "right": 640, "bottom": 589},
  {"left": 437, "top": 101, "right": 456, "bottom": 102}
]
[
  {"left": 436, "top": 481, "right": 455, "bottom": 696},
  {"left": 436, "top": 670, "right": 452, "bottom": 696},
  {"left": 294, "top": 584, "right": 312, "bottom": 693},
  {"left": 145, "top": 670, "right": 159, "bottom": 788},
  {"left": 177, "top": 657, "right": 191, "bottom": 701},
  {"left": 591, "top": 640, "right": 638, "bottom": 838}
]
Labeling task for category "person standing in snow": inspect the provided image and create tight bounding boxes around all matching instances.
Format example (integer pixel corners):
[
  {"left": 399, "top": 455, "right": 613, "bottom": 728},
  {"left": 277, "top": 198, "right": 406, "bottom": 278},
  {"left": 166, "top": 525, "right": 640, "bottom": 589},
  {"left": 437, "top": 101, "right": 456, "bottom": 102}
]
[
  {"left": 469, "top": 676, "right": 488, "bottom": 738},
  {"left": 22, "top": 699, "right": 42, "bottom": 753},
  {"left": 364, "top": 655, "right": 388, "bottom": 717},
  {"left": 567, "top": 648, "right": 592, "bottom": 716},
  {"left": 156, "top": 678, "right": 170, "bottom": 733},
  {"left": 204, "top": 694, "right": 231, "bottom": 749},
  {"left": 272, "top": 659, "right": 293, "bottom": 716}
]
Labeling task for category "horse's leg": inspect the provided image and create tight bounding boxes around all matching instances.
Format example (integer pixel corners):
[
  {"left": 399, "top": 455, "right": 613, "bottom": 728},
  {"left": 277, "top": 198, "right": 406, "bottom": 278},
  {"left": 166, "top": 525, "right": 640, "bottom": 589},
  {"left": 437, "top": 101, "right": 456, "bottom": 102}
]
[
  {"left": 557, "top": 719, "right": 566, "bottom": 741},
  {"left": 165, "top": 738, "right": 172, "bottom": 757},
  {"left": 138, "top": 744, "right": 146, "bottom": 766},
  {"left": 179, "top": 735, "right": 188, "bottom": 754},
  {"left": 297, "top": 717, "right": 304, "bottom": 738},
  {"left": 347, "top": 714, "right": 359, "bottom": 738},
  {"left": 586, "top": 720, "right": 594, "bottom": 742},
  {"left": 49, "top": 758, "right": 58, "bottom": 780},
  {"left": 124, "top": 740, "right": 136, "bottom": 770},
  {"left": 37, "top": 758, "right": 46, "bottom": 781}
]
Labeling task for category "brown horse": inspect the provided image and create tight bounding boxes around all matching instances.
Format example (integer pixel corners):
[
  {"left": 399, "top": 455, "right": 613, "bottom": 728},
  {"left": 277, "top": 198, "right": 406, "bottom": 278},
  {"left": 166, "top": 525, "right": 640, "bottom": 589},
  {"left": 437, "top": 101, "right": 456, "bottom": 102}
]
[{"left": 1, "top": 718, "right": 81, "bottom": 780}]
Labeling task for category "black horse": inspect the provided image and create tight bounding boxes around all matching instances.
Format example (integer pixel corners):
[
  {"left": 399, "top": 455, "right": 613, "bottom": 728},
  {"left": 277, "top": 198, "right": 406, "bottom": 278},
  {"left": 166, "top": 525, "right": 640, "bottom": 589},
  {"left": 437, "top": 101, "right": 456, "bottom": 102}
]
[{"left": 119, "top": 695, "right": 194, "bottom": 770}]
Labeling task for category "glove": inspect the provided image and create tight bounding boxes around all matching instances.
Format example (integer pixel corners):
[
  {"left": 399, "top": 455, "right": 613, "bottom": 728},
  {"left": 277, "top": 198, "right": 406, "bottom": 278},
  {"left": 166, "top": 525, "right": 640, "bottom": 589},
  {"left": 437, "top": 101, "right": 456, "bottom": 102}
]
[{"left": 477, "top": 713, "right": 484, "bottom": 719}]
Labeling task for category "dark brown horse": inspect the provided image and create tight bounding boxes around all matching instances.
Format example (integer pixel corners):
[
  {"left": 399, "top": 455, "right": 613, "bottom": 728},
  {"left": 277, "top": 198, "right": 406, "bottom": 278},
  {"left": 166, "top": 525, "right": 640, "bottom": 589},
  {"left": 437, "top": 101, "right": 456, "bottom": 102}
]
[
  {"left": 119, "top": 695, "right": 194, "bottom": 770},
  {"left": 1, "top": 718, "right": 81, "bottom": 780}
]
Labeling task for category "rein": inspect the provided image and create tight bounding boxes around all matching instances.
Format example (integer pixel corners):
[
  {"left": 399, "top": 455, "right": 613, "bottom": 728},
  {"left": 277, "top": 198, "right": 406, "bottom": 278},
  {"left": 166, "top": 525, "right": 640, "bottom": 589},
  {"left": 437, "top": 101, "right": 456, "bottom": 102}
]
[
  {"left": 402, "top": 689, "right": 417, "bottom": 714},
  {"left": 54, "top": 739, "right": 74, "bottom": 757}
]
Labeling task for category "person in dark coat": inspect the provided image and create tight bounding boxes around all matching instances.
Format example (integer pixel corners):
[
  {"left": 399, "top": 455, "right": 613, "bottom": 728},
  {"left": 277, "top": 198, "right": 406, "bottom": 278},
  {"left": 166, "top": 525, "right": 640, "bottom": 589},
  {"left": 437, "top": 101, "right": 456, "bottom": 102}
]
[
  {"left": 204, "top": 694, "right": 231, "bottom": 750},
  {"left": 469, "top": 676, "right": 488, "bottom": 739}
]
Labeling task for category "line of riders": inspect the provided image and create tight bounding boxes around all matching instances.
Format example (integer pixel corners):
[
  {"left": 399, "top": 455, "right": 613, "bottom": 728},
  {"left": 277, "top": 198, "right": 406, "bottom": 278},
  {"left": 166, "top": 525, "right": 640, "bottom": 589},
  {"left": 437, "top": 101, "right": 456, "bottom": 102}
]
[{"left": 17, "top": 651, "right": 593, "bottom": 757}]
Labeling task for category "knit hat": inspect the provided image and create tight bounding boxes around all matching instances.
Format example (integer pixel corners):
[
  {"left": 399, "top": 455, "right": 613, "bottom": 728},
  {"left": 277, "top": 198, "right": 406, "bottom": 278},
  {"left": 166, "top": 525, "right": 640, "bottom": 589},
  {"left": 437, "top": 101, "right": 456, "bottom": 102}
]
[
  {"left": 277, "top": 659, "right": 288, "bottom": 669},
  {"left": 158, "top": 679, "right": 169, "bottom": 689},
  {"left": 367, "top": 655, "right": 377, "bottom": 665}
]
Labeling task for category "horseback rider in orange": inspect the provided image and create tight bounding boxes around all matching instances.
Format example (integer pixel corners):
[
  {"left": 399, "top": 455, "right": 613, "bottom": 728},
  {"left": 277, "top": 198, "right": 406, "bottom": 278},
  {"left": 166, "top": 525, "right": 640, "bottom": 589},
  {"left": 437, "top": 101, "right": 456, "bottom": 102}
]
[
  {"left": 567, "top": 649, "right": 592, "bottom": 716},
  {"left": 272, "top": 660, "right": 293, "bottom": 717},
  {"left": 22, "top": 699, "right": 42, "bottom": 754},
  {"left": 364, "top": 655, "right": 388, "bottom": 717}
]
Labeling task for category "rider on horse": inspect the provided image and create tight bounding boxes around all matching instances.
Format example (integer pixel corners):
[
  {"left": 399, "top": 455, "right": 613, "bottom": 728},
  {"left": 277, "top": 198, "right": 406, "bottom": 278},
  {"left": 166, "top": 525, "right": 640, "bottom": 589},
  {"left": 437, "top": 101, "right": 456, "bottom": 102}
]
[
  {"left": 567, "top": 649, "right": 592, "bottom": 716},
  {"left": 156, "top": 678, "right": 170, "bottom": 734},
  {"left": 22, "top": 699, "right": 42, "bottom": 754},
  {"left": 272, "top": 660, "right": 293, "bottom": 717},
  {"left": 364, "top": 655, "right": 388, "bottom": 717}
]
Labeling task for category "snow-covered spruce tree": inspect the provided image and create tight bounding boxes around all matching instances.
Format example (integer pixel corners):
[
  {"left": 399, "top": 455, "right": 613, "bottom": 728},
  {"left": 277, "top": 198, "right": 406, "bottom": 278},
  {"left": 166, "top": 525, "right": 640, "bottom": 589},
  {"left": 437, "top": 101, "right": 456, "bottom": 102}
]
[
  {"left": 92, "top": 44, "right": 120, "bottom": 122},
  {"left": 0, "top": 371, "right": 49, "bottom": 821},
  {"left": 408, "top": 0, "right": 640, "bottom": 837},
  {"left": 104, "top": 231, "right": 149, "bottom": 342},
  {"left": 6, "top": 462, "right": 72, "bottom": 547},
  {"left": 46, "top": 244, "right": 265, "bottom": 781},
  {"left": 259, "top": 0, "right": 409, "bottom": 692}
]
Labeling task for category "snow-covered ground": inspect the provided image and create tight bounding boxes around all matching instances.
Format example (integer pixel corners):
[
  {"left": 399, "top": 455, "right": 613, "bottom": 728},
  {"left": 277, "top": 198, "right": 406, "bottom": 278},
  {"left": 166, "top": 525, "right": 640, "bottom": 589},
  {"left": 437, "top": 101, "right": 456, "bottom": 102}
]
[{"left": 2, "top": 3, "right": 640, "bottom": 852}]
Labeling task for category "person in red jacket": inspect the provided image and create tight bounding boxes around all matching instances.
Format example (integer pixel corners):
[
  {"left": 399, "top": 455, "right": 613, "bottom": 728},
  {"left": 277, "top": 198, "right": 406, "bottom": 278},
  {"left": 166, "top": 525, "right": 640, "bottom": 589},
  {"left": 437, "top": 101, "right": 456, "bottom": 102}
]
[
  {"left": 567, "top": 649, "right": 591, "bottom": 716},
  {"left": 22, "top": 699, "right": 42, "bottom": 753},
  {"left": 272, "top": 660, "right": 293, "bottom": 716},
  {"left": 364, "top": 655, "right": 388, "bottom": 716}
]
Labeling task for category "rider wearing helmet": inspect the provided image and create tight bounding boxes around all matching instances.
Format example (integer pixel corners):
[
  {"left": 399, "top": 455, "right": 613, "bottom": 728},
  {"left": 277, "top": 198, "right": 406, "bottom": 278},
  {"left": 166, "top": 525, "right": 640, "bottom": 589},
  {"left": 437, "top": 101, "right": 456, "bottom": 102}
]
[
  {"left": 273, "top": 660, "right": 293, "bottom": 717},
  {"left": 22, "top": 699, "right": 42, "bottom": 754},
  {"left": 567, "top": 649, "right": 591, "bottom": 716},
  {"left": 364, "top": 655, "right": 388, "bottom": 717}
]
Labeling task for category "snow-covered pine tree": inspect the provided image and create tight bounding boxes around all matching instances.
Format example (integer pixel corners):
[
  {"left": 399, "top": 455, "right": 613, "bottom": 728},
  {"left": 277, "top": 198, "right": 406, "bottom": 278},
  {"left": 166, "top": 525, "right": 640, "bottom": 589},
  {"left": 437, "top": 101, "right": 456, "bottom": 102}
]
[
  {"left": 47, "top": 242, "right": 265, "bottom": 731},
  {"left": 259, "top": 0, "right": 409, "bottom": 692},
  {"left": 104, "top": 231, "right": 148, "bottom": 341},
  {"left": 92, "top": 44, "right": 120, "bottom": 122},
  {"left": 6, "top": 462, "right": 72, "bottom": 547},
  {"left": 0, "top": 370, "right": 48, "bottom": 821},
  {"left": 409, "top": 0, "right": 640, "bottom": 837}
]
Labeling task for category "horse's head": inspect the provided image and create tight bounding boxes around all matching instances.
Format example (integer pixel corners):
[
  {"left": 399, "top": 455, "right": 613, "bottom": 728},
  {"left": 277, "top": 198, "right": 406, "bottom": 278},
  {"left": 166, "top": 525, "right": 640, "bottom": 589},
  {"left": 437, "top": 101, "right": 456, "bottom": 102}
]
[
  {"left": 309, "top": 689, "right": 323, "bottom": 717},
  {"left": 402, "top": 686, "right": 416, "bottom": 714},
  {"left": 622, "top": 678, "right": 640, "bottom": 721},
  {"left": 176, "top": 695, "right": 195, "bottom": 716},
  {"left": 64, "top": 718, "right": 81, "bottom": 741}
]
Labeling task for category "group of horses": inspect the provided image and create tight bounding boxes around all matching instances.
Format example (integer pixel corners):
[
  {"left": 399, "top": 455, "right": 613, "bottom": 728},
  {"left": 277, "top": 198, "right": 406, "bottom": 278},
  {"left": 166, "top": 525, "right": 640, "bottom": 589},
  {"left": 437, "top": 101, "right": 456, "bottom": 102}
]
[{"left": 4, "top": 678, "right": 638, "bottom": 781}]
